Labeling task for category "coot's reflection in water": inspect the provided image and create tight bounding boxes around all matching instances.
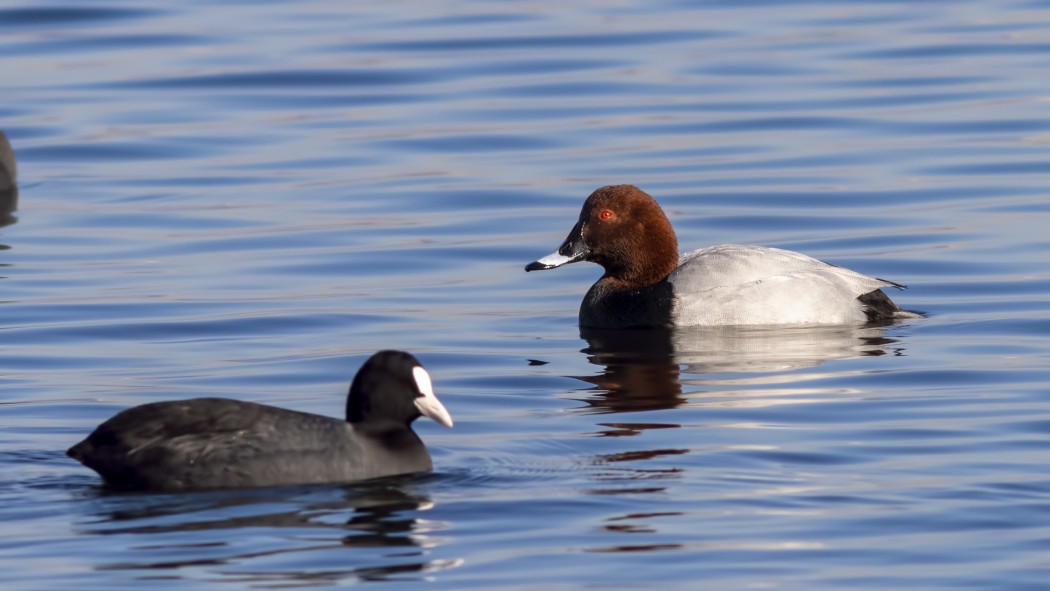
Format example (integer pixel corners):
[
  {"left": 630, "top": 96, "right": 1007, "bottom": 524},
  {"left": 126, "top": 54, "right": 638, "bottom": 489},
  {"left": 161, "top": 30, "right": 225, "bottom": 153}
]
[
  {"left": 576, "top": 324, "right": 904, "bottom": 415},
  {"left": 77, "top": 477, "right": 460, "bottom": 584}
]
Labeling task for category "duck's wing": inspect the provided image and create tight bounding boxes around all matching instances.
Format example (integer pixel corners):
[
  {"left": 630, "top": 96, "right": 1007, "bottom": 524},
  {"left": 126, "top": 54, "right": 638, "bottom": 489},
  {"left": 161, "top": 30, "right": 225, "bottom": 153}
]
[
  {"left": 672, "top": 244, "right": 897, "bottom": 292},
  {"left": 668, "top": 245, "right": 899, "bottom": 326}
]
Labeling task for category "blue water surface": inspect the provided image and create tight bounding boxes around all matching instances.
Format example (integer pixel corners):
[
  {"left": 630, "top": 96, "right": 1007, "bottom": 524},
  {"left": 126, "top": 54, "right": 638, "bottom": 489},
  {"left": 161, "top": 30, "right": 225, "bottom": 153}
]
[{"left": 2, "top": 1, "right": 1050, "bottom": 589}]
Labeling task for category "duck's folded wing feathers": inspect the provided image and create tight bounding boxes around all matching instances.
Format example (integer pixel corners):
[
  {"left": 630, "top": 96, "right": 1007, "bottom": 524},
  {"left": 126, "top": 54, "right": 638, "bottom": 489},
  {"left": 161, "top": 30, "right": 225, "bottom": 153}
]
[
  {"left": 669, "top": 246, "right": 898, "bottom": 326},
  {"left": 671, "top": 244, "right": 895, "bottom": 295}
]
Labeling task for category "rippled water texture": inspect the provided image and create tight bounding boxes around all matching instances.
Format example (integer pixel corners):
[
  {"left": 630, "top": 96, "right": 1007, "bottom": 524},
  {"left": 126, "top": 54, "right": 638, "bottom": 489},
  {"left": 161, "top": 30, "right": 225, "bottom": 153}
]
[{"left": 3, "top": 1, "right": 1050, "bottom": 589}]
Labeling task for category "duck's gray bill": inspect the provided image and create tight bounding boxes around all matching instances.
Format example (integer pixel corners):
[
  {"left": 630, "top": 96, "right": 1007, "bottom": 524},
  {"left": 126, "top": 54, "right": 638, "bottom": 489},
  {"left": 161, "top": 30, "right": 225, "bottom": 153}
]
[{"left": 525, "top": 220, "right": 588, "bottom": 272}]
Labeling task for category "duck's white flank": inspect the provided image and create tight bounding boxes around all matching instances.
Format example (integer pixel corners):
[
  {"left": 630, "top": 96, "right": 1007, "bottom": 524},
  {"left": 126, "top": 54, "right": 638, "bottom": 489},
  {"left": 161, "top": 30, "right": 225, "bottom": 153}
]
[{"left": 668, "top": 244, "right": 898, "bottom": 326}]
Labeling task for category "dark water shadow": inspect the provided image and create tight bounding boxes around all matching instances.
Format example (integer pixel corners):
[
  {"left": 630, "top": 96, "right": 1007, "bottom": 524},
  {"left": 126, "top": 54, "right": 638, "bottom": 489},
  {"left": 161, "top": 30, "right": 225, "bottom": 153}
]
[
  {"left": 72, "top": 475, "right": 460, "bottom": 584},
  {"left": 575, "top": 324, "right": 903, "bottom": 415}
]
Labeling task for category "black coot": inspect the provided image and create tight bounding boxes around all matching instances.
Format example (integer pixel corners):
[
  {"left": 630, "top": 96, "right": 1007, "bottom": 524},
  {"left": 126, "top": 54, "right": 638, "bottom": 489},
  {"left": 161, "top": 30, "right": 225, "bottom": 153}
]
[{"left": 67, "top": 350, "right": 453, "bottom": 491}]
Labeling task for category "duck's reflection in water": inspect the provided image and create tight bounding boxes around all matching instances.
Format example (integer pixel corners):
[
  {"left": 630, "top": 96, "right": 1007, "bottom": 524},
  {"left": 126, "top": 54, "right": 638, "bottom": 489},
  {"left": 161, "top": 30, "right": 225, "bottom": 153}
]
[
  {"left": 577, "top": 327, "right": 680, "bottom": 414},
  {"left": 576, "top": 324, "right": 904, "bottom": 553},
  {"left": 78, "top": 476, "right": 461, "bottom": 584},
  {"left": 577, "top": 324, "right": 902, "bottom": 416}
]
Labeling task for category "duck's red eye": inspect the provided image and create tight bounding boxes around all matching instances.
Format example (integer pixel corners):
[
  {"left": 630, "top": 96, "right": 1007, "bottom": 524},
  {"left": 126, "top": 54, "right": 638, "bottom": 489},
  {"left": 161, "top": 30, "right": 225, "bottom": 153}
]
[{"left": 600, "top": 209, "right": 613, "bottom": 220}]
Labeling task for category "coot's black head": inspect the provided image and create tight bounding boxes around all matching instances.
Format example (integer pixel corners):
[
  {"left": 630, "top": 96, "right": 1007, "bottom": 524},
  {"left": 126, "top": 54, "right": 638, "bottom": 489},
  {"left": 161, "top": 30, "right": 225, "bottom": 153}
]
[{"left": 346, "top": 350, "right": 453, "bottom": 428}]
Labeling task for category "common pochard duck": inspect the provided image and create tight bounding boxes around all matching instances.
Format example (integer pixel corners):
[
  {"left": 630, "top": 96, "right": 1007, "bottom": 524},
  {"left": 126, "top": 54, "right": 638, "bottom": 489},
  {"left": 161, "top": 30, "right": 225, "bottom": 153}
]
[{"left": 526, "top": 185, "right": 916, "bottom": 328}]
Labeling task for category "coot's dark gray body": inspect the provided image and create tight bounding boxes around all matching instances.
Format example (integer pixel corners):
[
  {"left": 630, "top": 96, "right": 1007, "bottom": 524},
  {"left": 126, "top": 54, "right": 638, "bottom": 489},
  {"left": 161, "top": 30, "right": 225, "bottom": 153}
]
[{"left": 67, "top": 351, "right": 453, "bottom": 491}]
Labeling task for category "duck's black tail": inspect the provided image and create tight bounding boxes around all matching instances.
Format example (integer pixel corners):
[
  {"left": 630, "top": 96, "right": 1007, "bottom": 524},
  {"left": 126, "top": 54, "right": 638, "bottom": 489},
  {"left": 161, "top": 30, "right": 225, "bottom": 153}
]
[{"left": 859, "top": 289, "right": 923, "bottom": 324}]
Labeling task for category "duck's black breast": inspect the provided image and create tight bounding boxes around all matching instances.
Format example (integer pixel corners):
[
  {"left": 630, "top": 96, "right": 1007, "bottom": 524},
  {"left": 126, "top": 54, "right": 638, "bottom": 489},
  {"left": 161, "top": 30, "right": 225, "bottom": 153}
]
[{"left": 67, "top": 397, "right": 431, "bottom": 491}]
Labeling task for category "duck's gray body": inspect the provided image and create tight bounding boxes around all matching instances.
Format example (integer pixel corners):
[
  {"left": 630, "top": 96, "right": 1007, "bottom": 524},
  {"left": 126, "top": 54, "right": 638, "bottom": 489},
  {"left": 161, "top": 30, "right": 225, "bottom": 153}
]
[{"left": 667, "top": 244, "right": 909, "bottom": 326}]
